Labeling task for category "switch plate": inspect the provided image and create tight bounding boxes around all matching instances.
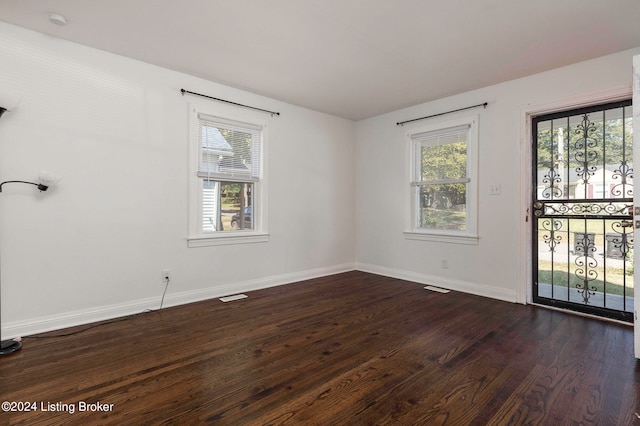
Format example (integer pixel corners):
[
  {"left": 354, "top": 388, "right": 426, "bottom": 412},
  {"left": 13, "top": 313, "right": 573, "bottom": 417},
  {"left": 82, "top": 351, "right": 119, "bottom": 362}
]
[{"left": 488, "top": 184, "right": 501, "bottom": 195}]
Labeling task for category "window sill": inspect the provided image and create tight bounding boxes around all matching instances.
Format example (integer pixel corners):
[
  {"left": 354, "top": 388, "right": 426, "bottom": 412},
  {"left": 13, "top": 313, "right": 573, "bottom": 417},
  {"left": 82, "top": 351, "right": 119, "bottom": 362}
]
[
  {"left": 188, "top": 232, "right": 270, "bottom": 247},
  {"left": 403, "top": 231, "right": 478, "bottom": 245}
]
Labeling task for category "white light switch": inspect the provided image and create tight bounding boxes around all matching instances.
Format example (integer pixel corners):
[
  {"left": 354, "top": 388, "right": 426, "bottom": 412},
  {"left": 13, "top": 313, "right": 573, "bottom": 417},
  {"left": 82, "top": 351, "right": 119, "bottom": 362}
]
[{"left": 488, "top": 184, "right": 501, "bottom": 195}]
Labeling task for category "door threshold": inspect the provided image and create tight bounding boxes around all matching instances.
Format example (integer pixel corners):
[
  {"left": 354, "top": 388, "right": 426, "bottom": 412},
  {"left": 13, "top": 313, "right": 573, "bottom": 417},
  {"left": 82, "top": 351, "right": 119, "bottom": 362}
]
[{"left": 531, "top": 302, "right": 633, "bottom": 327}]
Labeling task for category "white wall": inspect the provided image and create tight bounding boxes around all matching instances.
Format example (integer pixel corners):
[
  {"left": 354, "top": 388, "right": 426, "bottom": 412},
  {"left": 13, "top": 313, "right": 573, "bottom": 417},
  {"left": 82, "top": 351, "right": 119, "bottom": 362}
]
[
  {"left": 355, "top": 47, "right": 640, "bottom": 302},
  {"left": 0, "top": 22, "right": 356, "bottom": 338},
  {"left": 2, "top": 21, "right": 638, "bottom": 340}
]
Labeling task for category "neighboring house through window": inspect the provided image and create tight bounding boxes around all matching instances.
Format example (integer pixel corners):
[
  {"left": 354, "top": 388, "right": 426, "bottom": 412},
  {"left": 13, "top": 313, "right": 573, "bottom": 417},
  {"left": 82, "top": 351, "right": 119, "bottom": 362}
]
[{"left": 405, "top": 115, "right": 478, "bottom": 245}]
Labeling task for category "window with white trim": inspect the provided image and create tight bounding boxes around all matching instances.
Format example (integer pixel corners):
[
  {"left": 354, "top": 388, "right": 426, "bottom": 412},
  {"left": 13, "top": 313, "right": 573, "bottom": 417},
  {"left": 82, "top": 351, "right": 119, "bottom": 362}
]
[
  {"left": 188, "top": 106, "right": 268, "bottom": 247},
  {"left": 405, "top": 115, "right": 478, "bottom": 244}
]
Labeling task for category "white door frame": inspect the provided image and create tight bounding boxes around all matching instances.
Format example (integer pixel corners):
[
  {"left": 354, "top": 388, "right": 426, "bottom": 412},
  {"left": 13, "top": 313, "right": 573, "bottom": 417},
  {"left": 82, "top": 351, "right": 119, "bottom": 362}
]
[
  {"left": 516, "top": 85, "right": 633, "bottom": 308},
  {"left": 633, "top": 55, "right": 640, "bottom": 358}
]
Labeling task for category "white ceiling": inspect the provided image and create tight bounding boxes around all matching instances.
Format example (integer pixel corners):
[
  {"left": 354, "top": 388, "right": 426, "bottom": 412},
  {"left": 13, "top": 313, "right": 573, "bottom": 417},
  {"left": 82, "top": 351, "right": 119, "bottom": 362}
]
[{"left": 1, "top": 0, "right": 639, "bottom": 120}]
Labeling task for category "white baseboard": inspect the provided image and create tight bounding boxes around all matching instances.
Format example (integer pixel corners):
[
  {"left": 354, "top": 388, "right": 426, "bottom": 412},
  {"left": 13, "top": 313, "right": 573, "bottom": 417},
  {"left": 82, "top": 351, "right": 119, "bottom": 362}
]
[
  {"left": 3, "top": 262, "right": 355, "bottom": 339},
  {"left": 354, "top": 262, "right": 517, "bottom": 303},
  {"left": 4, "top": 262, "right": 516, "bottom": 339},
  {"left": 160, "top": 262, "right": 355, "bottom": 309},
  {"left": 3, "top": 296, "right": 161, "bottom": 340}
]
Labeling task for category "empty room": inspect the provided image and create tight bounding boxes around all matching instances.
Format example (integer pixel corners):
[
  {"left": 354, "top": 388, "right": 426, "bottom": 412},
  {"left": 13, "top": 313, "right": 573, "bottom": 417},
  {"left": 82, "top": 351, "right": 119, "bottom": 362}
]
[{"left": 1, "top": 1, "right": 640, "bottom": 424}]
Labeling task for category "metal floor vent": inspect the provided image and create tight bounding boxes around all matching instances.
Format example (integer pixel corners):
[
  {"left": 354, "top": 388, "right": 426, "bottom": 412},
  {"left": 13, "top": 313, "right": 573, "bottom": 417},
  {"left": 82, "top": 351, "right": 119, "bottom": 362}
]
[
  {"left": 219, "top": 294, "right": 248, "bottom": 302},
  {"left": 424, "top": 286, "right": 450, "bottom": 294}
]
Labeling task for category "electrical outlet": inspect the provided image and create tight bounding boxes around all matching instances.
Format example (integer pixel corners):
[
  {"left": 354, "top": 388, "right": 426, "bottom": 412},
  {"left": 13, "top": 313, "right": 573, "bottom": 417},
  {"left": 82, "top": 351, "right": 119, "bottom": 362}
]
[
  {"left": 162, "top": 270, "right": 171, "bottom": 282},
  {"left": 441, "top": 259, "right": 448, "bottom": 269}
]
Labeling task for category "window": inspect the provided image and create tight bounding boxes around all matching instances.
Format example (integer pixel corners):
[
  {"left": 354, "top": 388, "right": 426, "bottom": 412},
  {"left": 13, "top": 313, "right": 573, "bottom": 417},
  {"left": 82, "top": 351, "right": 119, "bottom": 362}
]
[
  {"left": 405, "top": 115, "right": 478, "bottom": 244},
  {"left": 188, "top": 106, "right": 268, "bottom": 247}
]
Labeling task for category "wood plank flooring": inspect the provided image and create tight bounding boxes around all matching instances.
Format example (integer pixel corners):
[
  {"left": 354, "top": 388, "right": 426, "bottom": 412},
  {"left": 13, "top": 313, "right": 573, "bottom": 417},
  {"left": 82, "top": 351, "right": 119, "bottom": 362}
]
[{"left": 1, "top": 271, "right": 639, "bottom": 425}]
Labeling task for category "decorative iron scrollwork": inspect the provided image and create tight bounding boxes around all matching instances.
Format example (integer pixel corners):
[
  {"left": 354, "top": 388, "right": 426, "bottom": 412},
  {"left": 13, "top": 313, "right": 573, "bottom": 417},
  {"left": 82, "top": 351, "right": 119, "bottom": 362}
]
[
  {"left": 574, "top": 232, "right": 598, "bottom": 304},
  {"left": 537, "top": 201, "right": 632, "bottom": 217},
  {"left": 541, "top": 167, "right": 563, "bottom": 199},
  {"left": 611, "top": 160, "right": 634, "bottom": 197},
  {"left": 533, "top": 102, "right": 634, "bottom": 320},
  {"left": 608, "top": 221, "right": 634, "bottom": 260},
  {"left": 541, "top": 219, "right": 563, "bottom": 252},
  {"left": 574, "top": 114, "right": 599, "bottom": 185}
]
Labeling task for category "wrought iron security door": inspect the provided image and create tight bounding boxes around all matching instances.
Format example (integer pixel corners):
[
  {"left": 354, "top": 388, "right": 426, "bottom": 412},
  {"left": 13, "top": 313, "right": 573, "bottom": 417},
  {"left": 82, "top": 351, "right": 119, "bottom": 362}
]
[{"left": 532, "top": 100, "right": 634, "bottom": 322}]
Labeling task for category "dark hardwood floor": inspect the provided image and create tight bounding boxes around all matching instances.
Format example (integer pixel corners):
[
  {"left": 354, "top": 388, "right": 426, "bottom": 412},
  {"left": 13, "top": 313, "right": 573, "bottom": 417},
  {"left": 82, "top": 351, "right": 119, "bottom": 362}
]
[{"left": 1, "top": 271, "right": 639, "bottom": 425}]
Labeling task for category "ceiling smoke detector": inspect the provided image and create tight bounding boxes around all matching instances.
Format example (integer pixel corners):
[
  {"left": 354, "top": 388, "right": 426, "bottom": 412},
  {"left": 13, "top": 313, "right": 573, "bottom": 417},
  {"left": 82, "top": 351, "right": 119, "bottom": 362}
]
[{"left": 48, "top": 13, "right": 67, "bottom": 26}]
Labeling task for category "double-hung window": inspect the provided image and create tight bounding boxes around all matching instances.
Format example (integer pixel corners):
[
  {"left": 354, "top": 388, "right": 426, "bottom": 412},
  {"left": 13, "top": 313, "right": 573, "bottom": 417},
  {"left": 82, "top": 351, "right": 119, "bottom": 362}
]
[
  {"left": 188, "top": 105, "right": 268, "bottom": 247},
  {"left": 405, "top": 115, "right": 478, "bottom": 244}
]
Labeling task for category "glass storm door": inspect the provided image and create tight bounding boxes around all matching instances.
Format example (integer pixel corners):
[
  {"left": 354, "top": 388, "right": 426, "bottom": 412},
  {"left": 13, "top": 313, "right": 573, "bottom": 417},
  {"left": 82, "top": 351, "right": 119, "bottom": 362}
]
[{"left": 532, "top": 100, "right": 633, "bottom": 322}]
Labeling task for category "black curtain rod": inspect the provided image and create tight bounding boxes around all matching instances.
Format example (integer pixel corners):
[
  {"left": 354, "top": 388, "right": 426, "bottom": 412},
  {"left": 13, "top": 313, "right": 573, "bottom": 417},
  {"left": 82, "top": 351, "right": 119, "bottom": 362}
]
[
  {"left": 396, "top": 102, "right": 487, "bottom": 126},
  {"left": 181, "top": 89, "right": 280, "bottom": 117}
]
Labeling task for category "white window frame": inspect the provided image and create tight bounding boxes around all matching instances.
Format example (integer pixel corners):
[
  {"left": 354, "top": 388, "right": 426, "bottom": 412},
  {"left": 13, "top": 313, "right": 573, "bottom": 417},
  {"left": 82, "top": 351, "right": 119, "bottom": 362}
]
[
  {"left": 187, "top": 103, "right": 269, "bottom": 247},
  {"left": 404, "top": 114, "right": 479, "bottom": 245}
]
